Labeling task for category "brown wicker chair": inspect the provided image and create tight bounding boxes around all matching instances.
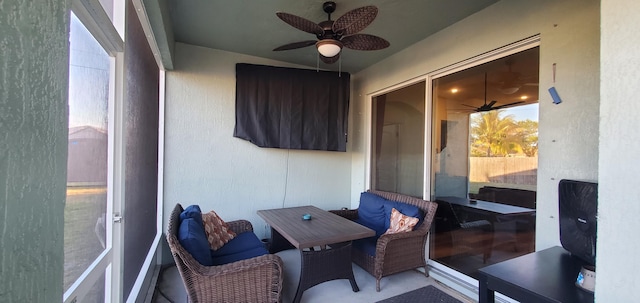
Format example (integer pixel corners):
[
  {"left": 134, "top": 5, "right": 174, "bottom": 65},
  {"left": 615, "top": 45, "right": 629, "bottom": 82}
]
[
  {"left": 166, "top": 203, "right": 284, "bottom": 303},
  {"left": 330, "top": 190, "right": 437, "bottom": 292}
]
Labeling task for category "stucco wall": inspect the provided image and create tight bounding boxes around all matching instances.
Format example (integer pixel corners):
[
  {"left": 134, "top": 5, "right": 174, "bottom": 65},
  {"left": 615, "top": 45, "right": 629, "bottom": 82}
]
[
  {"left": 597, "top": 0, "right": 640, "bottom": 300},
  {"left": 0, "top": 0, "right": 68, "bottom": 301},
  {"left": 352, "top": 0, "right": 599, "bottom": 251},
  {"left": 163, "top": 43, "right": 353, "bottom": 243}
]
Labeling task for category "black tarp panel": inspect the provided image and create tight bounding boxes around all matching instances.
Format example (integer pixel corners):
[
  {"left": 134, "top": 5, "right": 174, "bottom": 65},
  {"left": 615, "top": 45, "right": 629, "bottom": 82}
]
[{"left": 234, "top": 63, "right": 350, "bottom": 151}]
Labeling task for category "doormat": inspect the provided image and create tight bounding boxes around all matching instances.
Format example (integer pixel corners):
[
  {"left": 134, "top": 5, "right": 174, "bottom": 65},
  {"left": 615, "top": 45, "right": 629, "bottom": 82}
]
[{"left": 376, "top": 285, "right": 463, "bottom": 303}]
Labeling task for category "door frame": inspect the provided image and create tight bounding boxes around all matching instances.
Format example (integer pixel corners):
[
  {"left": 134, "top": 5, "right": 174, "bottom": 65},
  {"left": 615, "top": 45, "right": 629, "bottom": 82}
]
[{"left": 63, "top": 0, "right": 125, "bottom": 302}]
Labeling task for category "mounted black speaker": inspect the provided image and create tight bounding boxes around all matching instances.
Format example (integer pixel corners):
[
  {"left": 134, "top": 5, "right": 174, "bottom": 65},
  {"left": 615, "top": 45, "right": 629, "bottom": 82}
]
[{"left": 558, "top": 179, "right": 598, "bottom": 265}]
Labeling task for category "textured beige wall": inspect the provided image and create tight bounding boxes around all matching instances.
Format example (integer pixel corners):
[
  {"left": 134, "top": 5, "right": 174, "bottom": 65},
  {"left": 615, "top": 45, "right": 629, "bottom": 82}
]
[
  {"left": 597, "top": 0, "right": 640, "bottom": 300},
  {"left": 0, "top": 0, "right": 69, "bottom": 301}
]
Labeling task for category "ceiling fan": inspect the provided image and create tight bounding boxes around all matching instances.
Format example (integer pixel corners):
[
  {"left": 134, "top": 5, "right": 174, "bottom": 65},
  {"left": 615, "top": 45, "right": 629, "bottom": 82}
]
[
  {"left": 273, "top": 1, "right": 390, "bottom": 64},
  {"left": 463, "top": 73, "right": 525, "bottom": 112}
]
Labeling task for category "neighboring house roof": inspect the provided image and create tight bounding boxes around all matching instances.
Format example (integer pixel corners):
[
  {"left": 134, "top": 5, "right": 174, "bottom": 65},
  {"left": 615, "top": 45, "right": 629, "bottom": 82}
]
[{"left": 69, "top": 126, "right": 107, "bottom": 140}]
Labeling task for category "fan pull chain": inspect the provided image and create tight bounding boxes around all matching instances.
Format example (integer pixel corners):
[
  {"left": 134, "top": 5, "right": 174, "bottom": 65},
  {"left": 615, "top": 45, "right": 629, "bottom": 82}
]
[
  {"left": 339, "top": 55, "right": 342, "bottom": 77},
  {"left": 316, "top": 54, "right": 319, "bottom": 72}
]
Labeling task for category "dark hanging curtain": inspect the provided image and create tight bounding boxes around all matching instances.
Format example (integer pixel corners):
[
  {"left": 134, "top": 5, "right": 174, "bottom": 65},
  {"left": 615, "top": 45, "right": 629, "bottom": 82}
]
[{"left": 234, "top": 63, "right": 350, "bottom": 152}]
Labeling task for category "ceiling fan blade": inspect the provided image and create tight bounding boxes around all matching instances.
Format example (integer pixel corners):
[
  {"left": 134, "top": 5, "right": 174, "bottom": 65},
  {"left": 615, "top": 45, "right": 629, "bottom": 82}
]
[
  {"left": 461, "top": 104, "right": 477, "bottom": 108},
  {"left": 273, "top": 40, "right": 317, "bottom": 51},
  {"left": 487, "top": 100, "right": 497, "bottom": 107},
  {"left": 320, "top": 53, "right": 340, "bottom": 64},
  {"left": 276, "top": 12, "right": 323, "bottom": 35},
  {"left": 492, "top": 101, "right": 525, "bottom": 110},
  {"left": 332, "top": 5, "right": 378, "bottom": 36},
  {"left": 342, "top": 34, "right": 390, "bottom": 50}
]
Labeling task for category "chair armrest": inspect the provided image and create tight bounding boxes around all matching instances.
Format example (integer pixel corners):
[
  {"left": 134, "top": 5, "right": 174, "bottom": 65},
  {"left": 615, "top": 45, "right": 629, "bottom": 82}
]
[
  {"left": 181, "top": 253, "right": 284, "bottom": 303},
  {"left": 329, "top": 209, "right": 359, "bottom": 221},
  {"left": 226, "top": 219, "right": 253, "bottom": 234},
  {"left": 374, "top": 229, "right": 428, "bottom": 260},
  {"left": 195, "top": 254, "right": 283, "bottom": 277},
  {"left": 377, "top": 228, "right": 427, "bottom": 245}
]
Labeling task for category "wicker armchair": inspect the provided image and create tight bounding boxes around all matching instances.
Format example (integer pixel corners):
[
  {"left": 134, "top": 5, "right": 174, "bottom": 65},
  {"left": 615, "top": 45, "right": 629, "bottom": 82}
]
[
  {"left": 166, "top": 203, "right": 284, "bottom": 303},
  {"left": 330, "top": 190, "right": 438, "bottom": 292}
]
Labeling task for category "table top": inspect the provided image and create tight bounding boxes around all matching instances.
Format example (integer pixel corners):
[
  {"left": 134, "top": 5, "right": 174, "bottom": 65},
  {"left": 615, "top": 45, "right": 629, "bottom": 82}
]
[
  {"left": 257, "top": 205, "right": 375, "bottom": 249},
  {"left": 436, "top": 196, "right": 535, "bottom": 215},
  {"left": 479, "top": 246, "right": 594, "bottom": 303}
]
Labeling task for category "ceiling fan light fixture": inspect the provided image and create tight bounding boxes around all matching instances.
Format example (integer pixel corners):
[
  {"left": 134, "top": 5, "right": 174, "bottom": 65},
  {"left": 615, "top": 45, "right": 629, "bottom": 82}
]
[
  {"left": 500, "top": 85, "right": 520, "bottom": 95},
  {"left": 316, "top": 39, "right": 343, "bottom": 57}
]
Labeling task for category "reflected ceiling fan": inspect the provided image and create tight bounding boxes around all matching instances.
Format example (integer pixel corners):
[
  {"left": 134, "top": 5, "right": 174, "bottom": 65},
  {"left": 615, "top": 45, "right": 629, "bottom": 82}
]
[
  {"left": 273, "top": 1, "right": 390, "bottom": 64},
  {"left": 496, "top": 60, "right": 538, "bottom": 94},
  {"left": 463, "top": 73, "right": 525, "bottom": 112}
]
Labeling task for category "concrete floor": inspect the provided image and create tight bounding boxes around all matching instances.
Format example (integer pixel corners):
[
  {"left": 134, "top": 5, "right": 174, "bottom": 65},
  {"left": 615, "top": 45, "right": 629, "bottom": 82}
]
[{"left": 153, "top": 249, "right": 476, "bottom": 303}]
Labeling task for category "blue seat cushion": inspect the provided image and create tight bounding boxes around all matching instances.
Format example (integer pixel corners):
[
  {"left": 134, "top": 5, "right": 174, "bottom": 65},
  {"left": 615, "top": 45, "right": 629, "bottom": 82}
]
[
  {"left": 211, "top": 246, "right": 269, "bottom": 265},
  {"left": 353, "top": 236, "right": 378, "bottom": 257},
  {"left": 180, "top": 205, "right": 204, "bottom": 226},
  {"left": 383, "top": 200, "right": 424, "bottom": 230},
  {"left": 178, "top": 217, "right": 213, "bottom": 266},
  {"left": 211, "top": 231, "right": 265, "bottom": 258},
  {"left": 357, "top": 192, "right": 388, "bottom": 236}
]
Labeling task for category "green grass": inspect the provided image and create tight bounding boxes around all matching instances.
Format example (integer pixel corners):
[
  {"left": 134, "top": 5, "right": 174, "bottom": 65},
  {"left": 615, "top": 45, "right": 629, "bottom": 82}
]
[{"left": 64, "top": 188, "right": 106, "bottom": 293}]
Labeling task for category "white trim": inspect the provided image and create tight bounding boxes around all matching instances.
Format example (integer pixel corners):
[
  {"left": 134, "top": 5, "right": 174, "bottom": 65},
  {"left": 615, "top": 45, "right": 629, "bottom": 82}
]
[
  {"left": 124, "top": 66, "right": 165, "bottom": 303},
  {"left": 111, "top": 50, "right": 126, "bottom": 303},
  {"left": 157, "top": 70, "right": 166, "bottom": 252},
  {"left": 430, "top": 35, "right": 541, "bottom": 79},
  {"left": 124, "top": 234, "right": 162, "bottom": 303},
  {"left": 63, "top": 250, "right": 113, "bottom": 303},
  {"left": 104, "top": 50, "right": 118, "bottom": 303},
  {"left": 131, "top": 0, "right": 166, "bottom": 70},
  {"left": 423, "top": 79, "right": 433, "bottom": 200},
  {"left": 365, "top": 77, "right": 429, "bottom": 193},
  {"left": 428, "top": 262, "right": 517, "bottom": 303},
  {"left": 71, "top": 0, "right": 124, "bottom": 55},
  {"left": 363, "top": 93, "right": 372, "bottom": 191}
]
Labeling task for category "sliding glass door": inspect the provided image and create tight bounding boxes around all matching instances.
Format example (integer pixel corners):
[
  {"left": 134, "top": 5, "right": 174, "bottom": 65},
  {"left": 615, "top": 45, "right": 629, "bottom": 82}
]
[
  {"left": 370, "top": 81, "right": 426, "bottom": 197},
  {"left": 429, "top": 46, "right": 539, "bottom": 279},
  {"left": 368, "top": 40, "right": 540, "bottom": 282}
]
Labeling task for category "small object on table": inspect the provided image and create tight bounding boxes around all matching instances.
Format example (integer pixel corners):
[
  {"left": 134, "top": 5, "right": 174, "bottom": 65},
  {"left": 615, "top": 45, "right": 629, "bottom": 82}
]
[
  {"left": 302, "top": 214, "right": 312, "bottom": 220},
  {"left": 469, "top": 199, "right": 478, "bottom": 204}
]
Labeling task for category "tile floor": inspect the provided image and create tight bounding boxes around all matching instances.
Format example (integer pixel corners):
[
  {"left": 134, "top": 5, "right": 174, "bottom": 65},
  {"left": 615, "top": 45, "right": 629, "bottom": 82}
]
[{"left": 153, "top": 249, "right": 476, "bottom": 303}]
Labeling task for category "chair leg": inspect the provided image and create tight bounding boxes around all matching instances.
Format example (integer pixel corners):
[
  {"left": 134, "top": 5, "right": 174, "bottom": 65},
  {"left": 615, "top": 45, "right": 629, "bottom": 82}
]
[{"left": 376, "top": 279, "right": 381, "bottom": 292}]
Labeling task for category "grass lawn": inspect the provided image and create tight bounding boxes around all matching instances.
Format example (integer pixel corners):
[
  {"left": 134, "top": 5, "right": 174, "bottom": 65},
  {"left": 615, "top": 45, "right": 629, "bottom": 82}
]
[{"left": 64, "top": 186, "right": 106, "bottom": 296}]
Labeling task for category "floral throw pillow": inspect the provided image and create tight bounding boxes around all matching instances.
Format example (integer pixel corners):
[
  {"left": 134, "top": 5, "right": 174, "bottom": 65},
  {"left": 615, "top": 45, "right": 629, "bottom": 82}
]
[
  {"left": 385, "top": 208, "right": 419, "bottom": 235},
  {"left": 201, "top": 210, "right": 236, "bottom": 250}
]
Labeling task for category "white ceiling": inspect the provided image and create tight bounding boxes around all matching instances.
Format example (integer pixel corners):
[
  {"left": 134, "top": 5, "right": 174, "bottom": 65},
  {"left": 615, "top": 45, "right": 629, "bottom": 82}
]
[{"left": 161, "top": 0, "right": 500, "bottom": 73}]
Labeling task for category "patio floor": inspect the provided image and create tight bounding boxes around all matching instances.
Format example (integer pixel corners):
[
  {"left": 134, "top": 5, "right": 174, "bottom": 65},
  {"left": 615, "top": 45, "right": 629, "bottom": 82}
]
[{"left": 152, "top": 248, "right": 476, "bottom": 303}]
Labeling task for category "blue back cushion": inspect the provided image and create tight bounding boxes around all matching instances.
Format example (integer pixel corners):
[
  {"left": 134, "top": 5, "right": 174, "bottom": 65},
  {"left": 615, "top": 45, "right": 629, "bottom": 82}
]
[
  {"left": 180, "top": 205, "right": 204, "bottom": 226},
  {"left": 358, "top": 192, "right": 389, "bottom": 236},
  {"left": 178, "top": 217, "right": 213, "bottom": 266}
]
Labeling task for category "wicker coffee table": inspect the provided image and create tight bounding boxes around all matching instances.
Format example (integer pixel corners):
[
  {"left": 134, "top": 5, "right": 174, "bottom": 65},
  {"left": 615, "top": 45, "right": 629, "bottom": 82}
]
[{"left": 258, "top": 205, "right": 375, "bottom": 303}]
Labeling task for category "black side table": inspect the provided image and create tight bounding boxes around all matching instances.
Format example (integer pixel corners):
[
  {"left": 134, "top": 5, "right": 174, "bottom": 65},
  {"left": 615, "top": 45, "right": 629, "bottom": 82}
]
[{"left": 478, "top": 246, "right": 594, "bottom": 303}]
